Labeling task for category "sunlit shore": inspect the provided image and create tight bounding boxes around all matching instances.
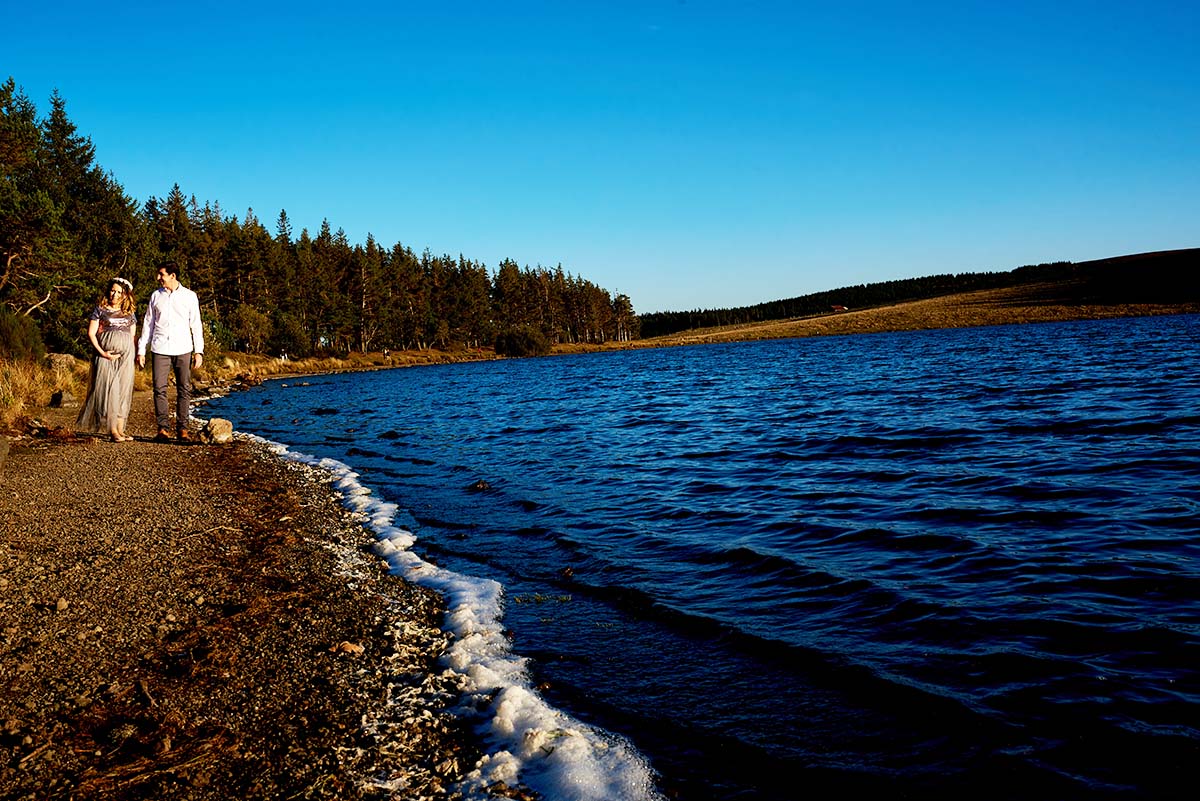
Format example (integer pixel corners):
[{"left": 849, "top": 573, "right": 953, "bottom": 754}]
[{"left": 211, "top": 281, "right": 1200, "bottom": 384}]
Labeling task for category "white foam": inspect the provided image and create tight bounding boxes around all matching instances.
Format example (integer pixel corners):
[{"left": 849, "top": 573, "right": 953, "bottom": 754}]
[{"left": 242, "top": 433, "right": 664, "bottom": 801}]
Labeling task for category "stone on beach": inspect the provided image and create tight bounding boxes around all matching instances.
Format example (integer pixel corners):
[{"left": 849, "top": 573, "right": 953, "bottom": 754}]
[{"left": 199, "top": 417, "right": 234, "bottom": 444}]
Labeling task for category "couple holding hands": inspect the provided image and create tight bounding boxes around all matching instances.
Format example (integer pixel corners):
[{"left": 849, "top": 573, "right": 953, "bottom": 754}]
[{"left": 76, "top": 265, "right": 204, "bottom": 442}]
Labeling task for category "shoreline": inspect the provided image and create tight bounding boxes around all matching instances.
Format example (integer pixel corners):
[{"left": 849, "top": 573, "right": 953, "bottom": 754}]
[
  {"left": 4, "top": 302, "right": 1197, "bottom": 799},
  {"left": 180, "top": 301, "right": 1200, "bottom": 409},
  {"left": 0, "top": 392, "right": 485, "bottom": 799}
]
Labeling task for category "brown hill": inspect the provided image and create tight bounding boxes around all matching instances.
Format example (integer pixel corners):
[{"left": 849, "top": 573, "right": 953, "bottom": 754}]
[{"left": 635, "top": 248, "right": 1200, "bottom": 347}]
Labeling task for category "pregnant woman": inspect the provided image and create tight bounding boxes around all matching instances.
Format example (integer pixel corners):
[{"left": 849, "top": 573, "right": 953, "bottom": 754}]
[{"left": 76, "top": 277, "right": 138, "bottom": 442}]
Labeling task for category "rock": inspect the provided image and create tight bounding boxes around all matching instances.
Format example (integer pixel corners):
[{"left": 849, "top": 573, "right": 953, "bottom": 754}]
[
  {"left": 45, "top": 353, "right": 80, "bottom": 375},
  {"left": 48, "top": 389, "right": 78, "bottom": 408},
  {"left": 467, "top": 479, "right": 492, "bottom": 492},
  {"left": 55, "top": 598, "right": 69, "bottom": 612},
  {"left": 200, "top": 418, "right": 234, "bottom": 444},
  {"left": 233, "top": 372, "right": 263, "bottom": 387}
]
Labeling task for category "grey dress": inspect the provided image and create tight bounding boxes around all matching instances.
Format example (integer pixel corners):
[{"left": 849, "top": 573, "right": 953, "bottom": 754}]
[{"left": 76, "top": 306, "right": 137, "bottom": 434}]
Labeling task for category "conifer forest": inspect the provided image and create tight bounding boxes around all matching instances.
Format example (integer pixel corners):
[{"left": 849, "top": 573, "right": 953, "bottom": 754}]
[{"left": 1, "top": 78, "right": 638, "bottom": 359}]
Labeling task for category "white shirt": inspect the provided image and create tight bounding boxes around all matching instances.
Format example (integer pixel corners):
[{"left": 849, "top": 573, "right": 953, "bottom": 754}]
[{"left": 138, "top": 284, "right": 204, "bottom": 357}]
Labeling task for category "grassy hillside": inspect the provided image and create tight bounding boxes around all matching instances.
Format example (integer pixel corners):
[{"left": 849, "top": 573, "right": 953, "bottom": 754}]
[
  {"left": 638, "top": 248, "right": 1200, "bottom": 339},
  {"left": 633, "top": 249, "right": 1200, "bottom": 347}
]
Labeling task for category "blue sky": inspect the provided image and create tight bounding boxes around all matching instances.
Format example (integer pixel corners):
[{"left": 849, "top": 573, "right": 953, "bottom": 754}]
[{"left": 6, "top": 1, "right": 1197, "bottom": 313}]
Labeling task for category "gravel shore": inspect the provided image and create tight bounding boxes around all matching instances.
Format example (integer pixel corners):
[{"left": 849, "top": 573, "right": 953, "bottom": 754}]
[{"left": 0, "top": 392, "right": 482, "bottom": 800}]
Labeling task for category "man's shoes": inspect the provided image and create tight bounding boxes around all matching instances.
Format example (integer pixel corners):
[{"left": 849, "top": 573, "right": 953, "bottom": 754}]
[
  {"left": 154, "top": 428, "right": 172, "bottom": 442},
  {"left": 178, "top": 429, "right": 192, "bottom": 442}
]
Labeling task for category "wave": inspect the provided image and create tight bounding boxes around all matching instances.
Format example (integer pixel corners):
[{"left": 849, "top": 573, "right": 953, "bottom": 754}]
[
  {"left": 997, "top": 414, "right": 1200, "bottom": 439},
  {"left": 240, "top": 433, "right": 666, "bottom": 801}
]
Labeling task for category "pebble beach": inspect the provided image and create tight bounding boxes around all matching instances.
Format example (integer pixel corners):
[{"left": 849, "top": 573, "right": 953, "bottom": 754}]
[{"left": 0, "top": 392, "right": 486, "bottom": 800}]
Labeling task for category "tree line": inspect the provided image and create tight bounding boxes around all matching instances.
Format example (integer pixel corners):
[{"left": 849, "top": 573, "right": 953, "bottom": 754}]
[
  {"left": 638, "top": 264, "right": 1083, "bottom": 338},
  {"left": 1, "top": 78, "right": 639, "bottom": 360}
]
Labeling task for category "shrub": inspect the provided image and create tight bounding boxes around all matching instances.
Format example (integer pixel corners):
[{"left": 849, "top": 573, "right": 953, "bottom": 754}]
[
  {"left": 0, "top": 308, "right": 46, "bottom": 361},
  {"left": 494, "top": 327, "right": 551, "bottom": 357},
  {"left": 203, "top": 317, "right": 231, "bottom": 358},
  {"left": 226, "top": 304, "right": 272, "bottom": 353},
  {"left": 269, "top": 312, "right": 312, "bottom": 359}
]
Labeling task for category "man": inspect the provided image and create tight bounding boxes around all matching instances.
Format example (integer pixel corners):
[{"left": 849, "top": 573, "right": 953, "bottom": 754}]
[{"left": 137, "top": 265, "right": 204, "bottom": 441}]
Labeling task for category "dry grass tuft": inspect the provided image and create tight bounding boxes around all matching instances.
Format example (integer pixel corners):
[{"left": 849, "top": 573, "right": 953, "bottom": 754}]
[
  {"left": 0, "top": 355, "right": 93, "bottom": 432},
  {"left": 1, "top": 359, "right": 54, "bottom": 430},
  {"left": 0, "top": 359, "right": 40, "bottom": 424}
]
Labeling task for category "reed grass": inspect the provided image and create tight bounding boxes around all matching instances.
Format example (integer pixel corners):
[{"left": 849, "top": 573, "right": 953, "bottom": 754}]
[{"left": 0, "top": 357, "right": 81, "bottom": 430}]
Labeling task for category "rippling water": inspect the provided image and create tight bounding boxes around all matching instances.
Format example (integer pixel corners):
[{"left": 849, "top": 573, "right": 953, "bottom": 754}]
[{"left": 206, "top": 314, "right": 1200, "bottom": 800}]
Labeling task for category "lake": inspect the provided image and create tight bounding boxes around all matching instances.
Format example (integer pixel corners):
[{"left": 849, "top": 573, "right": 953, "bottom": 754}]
[{"left": 205, "top": 314, "right": 1200, "bottom": 800}]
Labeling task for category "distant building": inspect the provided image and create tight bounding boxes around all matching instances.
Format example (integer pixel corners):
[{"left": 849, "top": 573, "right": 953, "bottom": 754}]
[{"left": 831, "top": 305, "right": 848, "bottom": 312}]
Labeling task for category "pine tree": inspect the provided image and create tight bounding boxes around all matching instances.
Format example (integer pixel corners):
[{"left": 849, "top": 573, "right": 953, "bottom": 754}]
[
  {"left": 189, "top": 199, "right": 224, "bottom": 317},
  {"left": 355, "top": 233, "right": 388, "bottom": 351},
  {"left": 0, "top": 79, "right": 69, "bottom": 315}
]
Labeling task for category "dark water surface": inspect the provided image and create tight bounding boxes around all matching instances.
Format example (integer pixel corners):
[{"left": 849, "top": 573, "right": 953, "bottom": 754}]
[{"left": 207, "top": 315, "right": 1200, "bottom": 800}]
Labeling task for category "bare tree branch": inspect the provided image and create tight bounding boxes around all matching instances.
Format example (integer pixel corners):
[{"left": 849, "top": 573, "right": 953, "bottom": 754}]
[
  {"left": 23, "top": 286, "right": 68, "bottom": 316},
  {"left": 0, "top": 251, "right": 22, "bottom": 293}
]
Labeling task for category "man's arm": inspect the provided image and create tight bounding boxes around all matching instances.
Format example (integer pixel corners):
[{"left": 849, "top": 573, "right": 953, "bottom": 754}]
[
  {"left": 136, "top": 293, "right": 155, "bottom": 368},
  {"left": 189, "top": 289, "right": 205, "bottom": 367}
]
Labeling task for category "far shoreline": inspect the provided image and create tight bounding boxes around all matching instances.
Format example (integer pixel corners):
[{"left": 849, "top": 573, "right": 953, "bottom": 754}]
[{"left": 199, "top": 288, "right": 1200, "bottom": 392}]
